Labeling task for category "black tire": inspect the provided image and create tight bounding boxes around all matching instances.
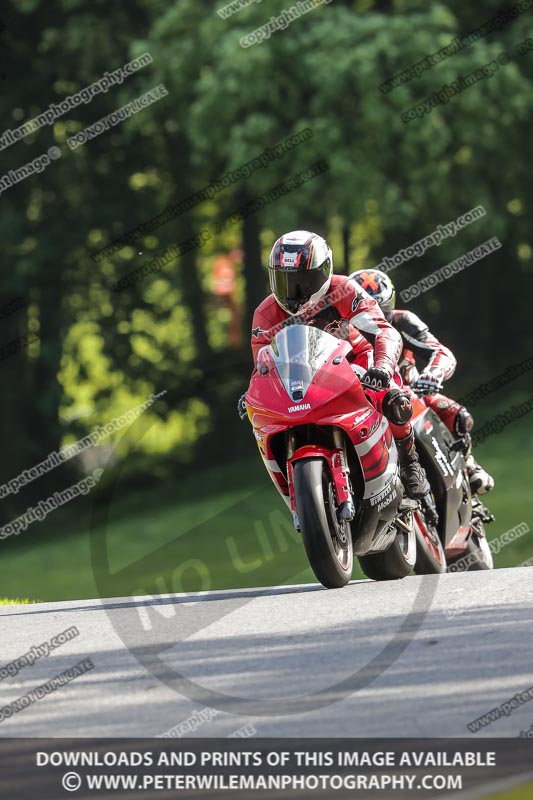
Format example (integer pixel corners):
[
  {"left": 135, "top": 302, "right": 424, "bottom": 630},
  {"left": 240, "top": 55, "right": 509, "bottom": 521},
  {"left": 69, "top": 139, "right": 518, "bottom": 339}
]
[
  {"left": 358, "top": 524, "right": 417, "bottom": 581},
  {"left": 413, "top": 510, "right": 447, "bottom": 575},
  {"left": 293, "top": 458, "right": 353, "bottom": 589},
  {"left": 447, "top": 521, "right": 493, "bottom": 572}
]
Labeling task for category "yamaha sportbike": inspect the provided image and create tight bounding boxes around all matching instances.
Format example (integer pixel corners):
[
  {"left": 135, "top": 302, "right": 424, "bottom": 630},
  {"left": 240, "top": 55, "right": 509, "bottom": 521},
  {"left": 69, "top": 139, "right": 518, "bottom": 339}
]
[{"left": 245, "top": 325, "right": 493, "bottom": 588}]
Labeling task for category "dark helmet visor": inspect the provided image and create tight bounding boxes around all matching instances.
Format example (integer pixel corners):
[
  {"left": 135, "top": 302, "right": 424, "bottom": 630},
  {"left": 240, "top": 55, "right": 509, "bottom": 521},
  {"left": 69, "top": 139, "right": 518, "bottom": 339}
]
[{"left": 269, "top": 267, "right": 328, "bottom": 310}]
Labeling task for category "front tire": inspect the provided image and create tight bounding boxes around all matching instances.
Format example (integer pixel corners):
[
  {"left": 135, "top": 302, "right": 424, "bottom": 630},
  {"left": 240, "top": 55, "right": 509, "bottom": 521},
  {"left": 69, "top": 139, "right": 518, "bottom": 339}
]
[{"left": 293, "top": 458, "right": 353, "bottom": 589}]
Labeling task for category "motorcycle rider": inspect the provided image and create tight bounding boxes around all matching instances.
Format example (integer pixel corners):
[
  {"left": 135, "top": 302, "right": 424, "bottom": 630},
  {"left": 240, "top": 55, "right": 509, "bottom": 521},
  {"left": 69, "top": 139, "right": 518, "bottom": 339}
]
[
  {"left": 239, "top": 230, "right": 431, "bottom": 500},
  {"left": 350, "top": 268, "right": 494, "bottom": 495}
]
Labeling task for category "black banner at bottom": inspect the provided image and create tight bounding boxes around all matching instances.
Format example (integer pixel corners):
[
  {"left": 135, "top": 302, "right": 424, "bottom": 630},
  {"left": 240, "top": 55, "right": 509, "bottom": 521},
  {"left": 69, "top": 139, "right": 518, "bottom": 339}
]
[{"left": 0, "top": 739, "right": 532, "bottom": 799}]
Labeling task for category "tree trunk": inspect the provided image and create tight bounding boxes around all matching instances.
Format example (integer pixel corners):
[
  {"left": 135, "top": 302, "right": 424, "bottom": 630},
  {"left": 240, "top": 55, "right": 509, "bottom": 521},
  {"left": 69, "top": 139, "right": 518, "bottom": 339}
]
[
  {"left": 241, "top": 197, "right": 266, "bottom": 344},
  {"left": 0, "top": 301, "right": 33, "bottom": 523},
  {"left": 180, "top": 246, "right": 214, "bottom": 364},
  {"left": 342, "top": 222, "right": 351, "bottom": 274}
]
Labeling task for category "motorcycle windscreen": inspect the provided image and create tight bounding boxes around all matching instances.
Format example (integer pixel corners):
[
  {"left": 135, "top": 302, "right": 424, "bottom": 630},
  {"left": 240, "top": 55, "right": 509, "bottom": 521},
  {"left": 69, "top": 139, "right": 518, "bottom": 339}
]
[{"left": 270, "top": 325, "right": 340, "bottom": 401}]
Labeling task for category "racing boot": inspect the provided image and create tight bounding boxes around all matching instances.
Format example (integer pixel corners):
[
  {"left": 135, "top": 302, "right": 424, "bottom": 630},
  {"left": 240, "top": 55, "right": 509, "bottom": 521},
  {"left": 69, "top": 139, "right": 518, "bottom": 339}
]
[
  {"left": 396, "top": 430, "right": 431, "bottom": 499},
  {"left": 465, "top": 454, "right": 494, "bottom": 495}
]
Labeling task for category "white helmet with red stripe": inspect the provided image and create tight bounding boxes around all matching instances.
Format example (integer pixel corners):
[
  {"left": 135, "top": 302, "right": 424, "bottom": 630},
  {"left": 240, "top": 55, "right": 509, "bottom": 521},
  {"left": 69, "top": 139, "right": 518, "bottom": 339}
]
[{"left": 268, "top": 230, "right": 333, "bottom": 315}]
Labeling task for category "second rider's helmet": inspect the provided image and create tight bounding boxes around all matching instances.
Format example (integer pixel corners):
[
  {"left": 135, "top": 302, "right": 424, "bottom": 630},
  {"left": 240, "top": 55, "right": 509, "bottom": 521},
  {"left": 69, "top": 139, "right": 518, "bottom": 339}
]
[
  {"left": 350, "top": 268, "right": 396, "bottom": 320},
  {"left": 268, "top": 231, "right": 333, "bottom": 315}
]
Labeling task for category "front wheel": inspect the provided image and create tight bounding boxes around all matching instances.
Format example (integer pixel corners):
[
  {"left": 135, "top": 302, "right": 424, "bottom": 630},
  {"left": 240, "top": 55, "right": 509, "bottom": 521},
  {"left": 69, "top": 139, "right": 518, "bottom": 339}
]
[{"left": 293, "top": 458, "right": 353, "bottom": 589}]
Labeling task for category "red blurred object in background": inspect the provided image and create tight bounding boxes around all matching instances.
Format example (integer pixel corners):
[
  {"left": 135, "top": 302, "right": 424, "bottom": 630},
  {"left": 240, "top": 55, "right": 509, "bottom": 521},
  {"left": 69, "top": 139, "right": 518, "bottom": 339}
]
[
  {"left": 211, "top": 254, "right": 242, "bottom": 347},
  {"left": 212, "top": 256, "right": 236, "bottom": 296}
]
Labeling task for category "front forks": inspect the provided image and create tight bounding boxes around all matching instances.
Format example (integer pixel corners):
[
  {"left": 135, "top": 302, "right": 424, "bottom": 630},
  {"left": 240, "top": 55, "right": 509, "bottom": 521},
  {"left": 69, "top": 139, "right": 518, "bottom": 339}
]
[
  {"left": 286, "top": 429, "right": 355, "bottom": 529},
  {"left": 332, "top": 430, "right": 355, "bottom": 521}
]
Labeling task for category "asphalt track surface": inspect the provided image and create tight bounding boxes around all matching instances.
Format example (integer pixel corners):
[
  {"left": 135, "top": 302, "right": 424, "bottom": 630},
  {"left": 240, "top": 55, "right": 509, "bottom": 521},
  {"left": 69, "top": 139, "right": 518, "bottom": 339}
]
[{"left": 0, "top": 567, "right": 532, "bottom": 739}]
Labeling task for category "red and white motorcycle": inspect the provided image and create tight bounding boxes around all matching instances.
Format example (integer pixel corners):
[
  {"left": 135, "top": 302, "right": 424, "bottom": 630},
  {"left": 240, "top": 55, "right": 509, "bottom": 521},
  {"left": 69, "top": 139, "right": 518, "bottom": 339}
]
[{"left": 245, "top": 324, "right": 493, "bottom": 588}]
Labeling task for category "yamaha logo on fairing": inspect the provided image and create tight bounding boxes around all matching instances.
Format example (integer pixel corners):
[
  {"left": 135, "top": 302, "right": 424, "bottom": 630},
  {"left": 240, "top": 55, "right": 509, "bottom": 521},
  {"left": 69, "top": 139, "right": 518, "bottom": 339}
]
[{"left": 288, "top": 403, "right": 311, "bottom": 413}]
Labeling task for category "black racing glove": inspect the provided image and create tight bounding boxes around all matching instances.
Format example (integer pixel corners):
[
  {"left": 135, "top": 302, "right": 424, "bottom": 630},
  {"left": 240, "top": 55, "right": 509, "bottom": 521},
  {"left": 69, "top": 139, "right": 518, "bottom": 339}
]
[
  {"left": 237, "top": 394, "right": 248, "bottom": 421},
  {"left": 413, "top": 369, "right": 444, "bottom": 396},
  {"left": 361, "top": 366, "right": 393, "bottom": 391}
]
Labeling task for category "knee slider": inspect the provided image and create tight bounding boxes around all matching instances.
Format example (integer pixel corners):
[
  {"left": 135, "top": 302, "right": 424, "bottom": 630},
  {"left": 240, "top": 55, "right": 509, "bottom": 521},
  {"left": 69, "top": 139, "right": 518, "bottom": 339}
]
[
  {"left": 382, "top": 388, "right": 413, "bottom": 425},
  {"left": 454, "top": 407, "right": 474, "bottom": 436}
]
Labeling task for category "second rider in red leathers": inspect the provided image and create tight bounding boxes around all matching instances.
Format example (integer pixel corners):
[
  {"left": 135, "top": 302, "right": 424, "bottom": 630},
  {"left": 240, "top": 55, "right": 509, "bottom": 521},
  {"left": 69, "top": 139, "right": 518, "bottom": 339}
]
[{"left": 351, "top": 268, "right": 494, "bottom": 495}]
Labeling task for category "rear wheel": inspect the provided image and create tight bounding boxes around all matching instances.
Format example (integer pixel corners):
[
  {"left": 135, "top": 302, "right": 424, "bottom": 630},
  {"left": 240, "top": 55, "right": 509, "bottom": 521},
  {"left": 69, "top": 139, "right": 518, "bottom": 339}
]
[
  {"left": 293, "top": 458, "right": 353, "bottom": 589},
  {"left": 413, "top": 509, "right": 447, "bottom": 575},
  {"left": 358, "top": 520, "right": 417, "bottom": 581}
]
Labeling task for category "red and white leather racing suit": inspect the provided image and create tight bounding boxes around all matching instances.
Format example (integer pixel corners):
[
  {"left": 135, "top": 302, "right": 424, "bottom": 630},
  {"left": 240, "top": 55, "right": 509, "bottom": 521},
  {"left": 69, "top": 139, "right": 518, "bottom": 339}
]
[{"left": 251, "top": 275, "right": 412, "bottom": 438}]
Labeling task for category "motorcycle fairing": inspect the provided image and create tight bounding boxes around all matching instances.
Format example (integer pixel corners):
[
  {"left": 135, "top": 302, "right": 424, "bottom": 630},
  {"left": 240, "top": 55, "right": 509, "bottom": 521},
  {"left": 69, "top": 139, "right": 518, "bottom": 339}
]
[{"left": 412, "top": 407, "right": 471, "bottom": 550}]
